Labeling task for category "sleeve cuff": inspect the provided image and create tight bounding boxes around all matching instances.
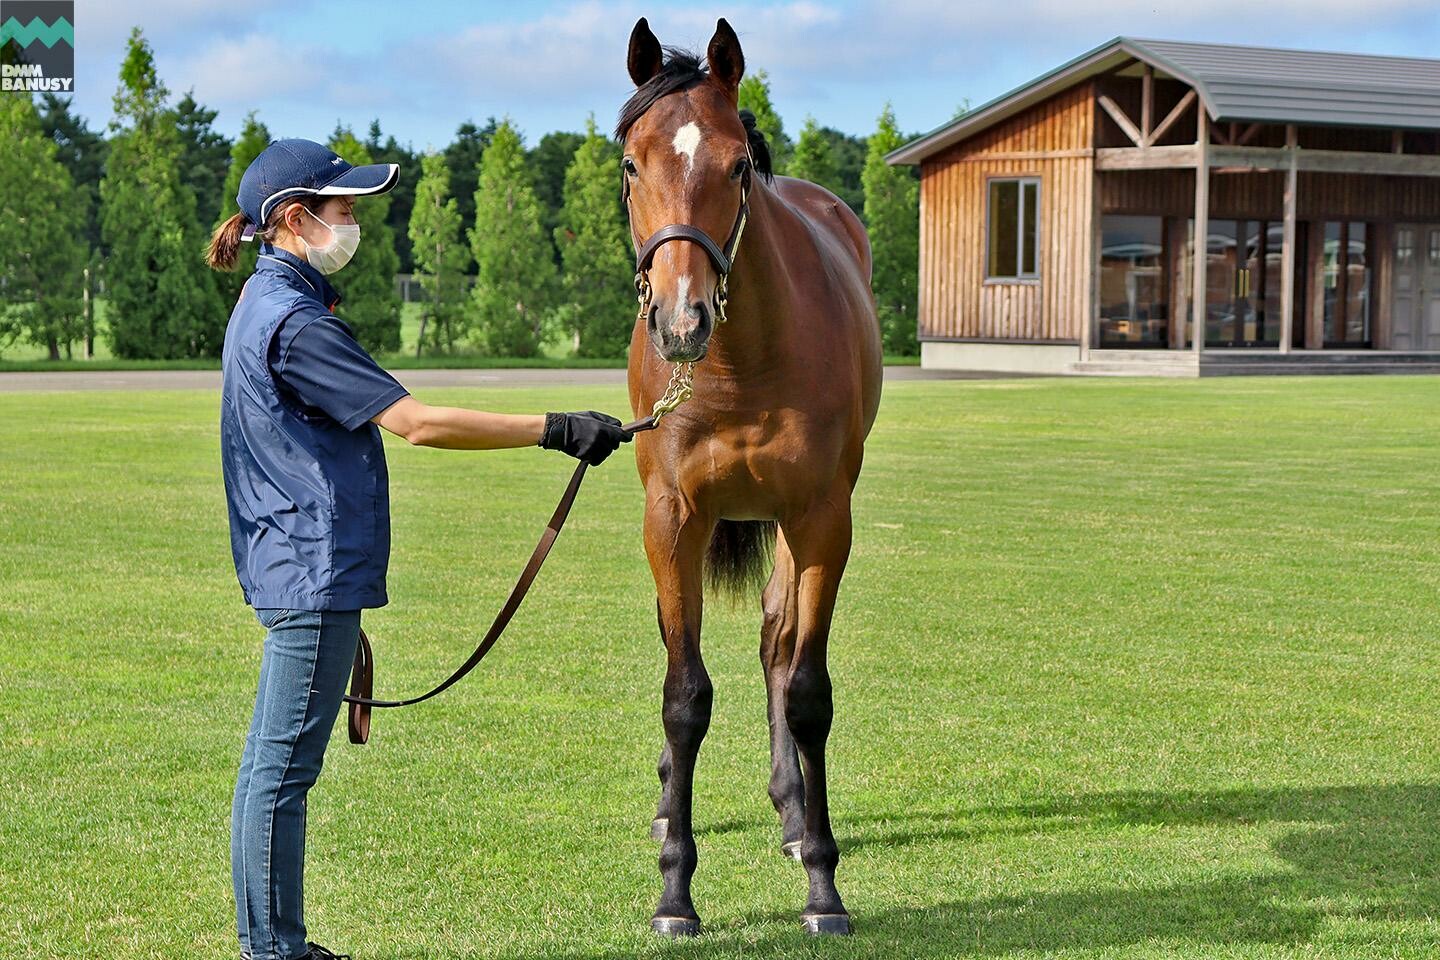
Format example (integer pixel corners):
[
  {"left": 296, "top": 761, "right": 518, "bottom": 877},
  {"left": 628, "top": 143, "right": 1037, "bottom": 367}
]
[{"left": 341, "top": 384, "right": 411, "bottom": 431}]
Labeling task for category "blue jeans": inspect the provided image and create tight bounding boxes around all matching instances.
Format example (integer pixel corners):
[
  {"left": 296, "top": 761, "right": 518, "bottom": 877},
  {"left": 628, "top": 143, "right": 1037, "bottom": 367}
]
[{"left": 232, "top": 607, "right": 361, "bottom": 960}]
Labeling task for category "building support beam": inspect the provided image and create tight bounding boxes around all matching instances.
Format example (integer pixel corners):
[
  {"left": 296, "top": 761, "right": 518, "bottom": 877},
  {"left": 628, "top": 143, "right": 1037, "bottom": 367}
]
[
  {"left": 1305, "top": 221, "right": 1326, "bottom": 349},
  {"left": 1098, "top": 95, "right": 1144, "bottom": 147},
  {"left": 1192, "top": 110, "right": 1210, "bottom": 357},
  {"left": 1084, "top": 166, "right": 1099, "bottom": 362},
  {"left": 1279, "top": 124, "right": 1297, "bottom": 354},
  {"left": 1141, "top": 66, "right": 1153, "bottom": 145},
  {"left": 1149, "top": 91, "right": 1196, "bottom": 147},
  {"left": 1097, "top": 143, "right": 1440, "bottom": 177}
]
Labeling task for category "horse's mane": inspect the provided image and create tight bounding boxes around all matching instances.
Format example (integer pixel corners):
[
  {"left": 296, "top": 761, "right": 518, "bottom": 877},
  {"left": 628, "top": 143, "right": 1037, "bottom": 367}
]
[{"left": 615, "top": 47, "right": 774, "bottom": 183}]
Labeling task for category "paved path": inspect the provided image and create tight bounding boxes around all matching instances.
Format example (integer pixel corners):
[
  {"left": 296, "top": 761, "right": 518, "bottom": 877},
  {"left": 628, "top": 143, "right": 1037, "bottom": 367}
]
[{"left": 0, "top": 365, "right": 1002, "bottom": 393}]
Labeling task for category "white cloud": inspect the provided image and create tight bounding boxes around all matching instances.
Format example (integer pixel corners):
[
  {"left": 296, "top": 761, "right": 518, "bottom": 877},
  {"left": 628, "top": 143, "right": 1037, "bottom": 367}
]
[{"left": 61, "top": 0, "right": 1440, "bottom": 148}]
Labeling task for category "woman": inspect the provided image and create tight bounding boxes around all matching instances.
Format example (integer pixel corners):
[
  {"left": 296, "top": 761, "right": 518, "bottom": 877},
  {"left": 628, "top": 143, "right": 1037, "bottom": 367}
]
[{"left": 207, "top": 138, "right": 630, "bottom": 960}]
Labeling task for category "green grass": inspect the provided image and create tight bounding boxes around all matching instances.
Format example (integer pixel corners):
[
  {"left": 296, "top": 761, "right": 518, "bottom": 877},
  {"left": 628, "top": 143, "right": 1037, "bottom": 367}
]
[
  {"left": 0, "top": 300, "right": 924, "bottom": 371},
  {"left": 2, "top": 377, "right": 1439, "bottom": 958}
]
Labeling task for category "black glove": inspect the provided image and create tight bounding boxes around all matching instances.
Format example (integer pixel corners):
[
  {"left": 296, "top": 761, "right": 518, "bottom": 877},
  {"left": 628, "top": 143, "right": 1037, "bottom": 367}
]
[{"left": 539, "top": 410, "right": 633, "bottom": 466}]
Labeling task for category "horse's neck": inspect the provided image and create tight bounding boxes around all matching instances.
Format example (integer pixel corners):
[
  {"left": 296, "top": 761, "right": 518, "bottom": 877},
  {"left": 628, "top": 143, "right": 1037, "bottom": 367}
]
[{"left": 703, "top": 186, "right": 794, "bottom": 378}]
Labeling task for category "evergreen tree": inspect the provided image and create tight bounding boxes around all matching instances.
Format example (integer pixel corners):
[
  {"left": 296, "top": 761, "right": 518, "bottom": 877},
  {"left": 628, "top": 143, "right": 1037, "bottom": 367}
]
[
  {"left": 554, "top": 117, "right": 633, "bottom": 358},
  {"left": 100, "top": 29, "right": 224, "bottom": 358},
  {"left": 468, "top": 120, "right": 556, "bottom": 357},
  {"left": 528, "top": 129, "right": 585, "bottom": 257},
  {"left": 0, "top": 95, "right": 86, "bottom": 359},
  {"left": 862, "top": 104, "right": 919, "bottom": 356},
  {"left": 214, "top": 112, "right": 270, "bottom": 309},
  {"left": 444, "top": 117, "right": 497, "bottom": 270},
  {"left": 737, "top": 70, "right": 791, "bottom": 172},
  {"left": 38, "top": 94, "right": 106, "bottom": 252},
  {"left": 328, "top": 128, "right": 403, "bottom": 354},
  {"left": 364, "top": 119, "right": 419, "bottom": 273},
  {"left": 786, "top": 116, "right": 840, "bottom": 196},
  {"left": 821, "top": 126, "right": 868, "bottom": 216},
  {"left": 38, "top": 94, "right": 107, "bottom": 355},
  {"left": 172, "top": 91, "right": 232, "bottom": 230},
  {"left": 407, "top": 151, "right": 470, "bottom": 356}
]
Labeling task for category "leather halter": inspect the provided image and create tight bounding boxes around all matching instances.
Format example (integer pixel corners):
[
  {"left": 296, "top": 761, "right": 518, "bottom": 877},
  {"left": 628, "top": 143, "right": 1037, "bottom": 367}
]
[{"left": 623, "top": 152, "right": 752, "bottom": 325}]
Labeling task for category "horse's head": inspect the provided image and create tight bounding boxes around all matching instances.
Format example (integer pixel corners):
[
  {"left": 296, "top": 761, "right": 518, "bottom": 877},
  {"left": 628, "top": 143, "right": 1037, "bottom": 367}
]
[{"left": 617, "top": 17, "right": 764, "bottom": 363}]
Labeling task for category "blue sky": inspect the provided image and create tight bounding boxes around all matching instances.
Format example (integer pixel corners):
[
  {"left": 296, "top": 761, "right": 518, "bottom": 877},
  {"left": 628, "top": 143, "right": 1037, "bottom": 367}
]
[{"left": 65, "top": 0, "right": 1440, "bottom": 149}]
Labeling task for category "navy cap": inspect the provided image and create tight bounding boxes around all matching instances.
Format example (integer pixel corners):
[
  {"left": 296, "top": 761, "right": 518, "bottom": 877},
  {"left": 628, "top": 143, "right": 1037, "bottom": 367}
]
[{"left": 237, "top": 138, "right": 399, "bottom": 230}]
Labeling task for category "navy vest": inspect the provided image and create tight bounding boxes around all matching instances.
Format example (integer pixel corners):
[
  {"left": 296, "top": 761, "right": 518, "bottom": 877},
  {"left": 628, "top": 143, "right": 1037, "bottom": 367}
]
[{"left": 219, "top": 248, "right": 394, "bottom": 610}]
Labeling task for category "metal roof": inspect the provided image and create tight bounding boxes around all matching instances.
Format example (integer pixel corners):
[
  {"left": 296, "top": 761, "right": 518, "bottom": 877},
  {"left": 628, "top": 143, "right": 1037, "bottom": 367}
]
[{"left": 889, "top": 37, "right": 1440, "bottom": 165}]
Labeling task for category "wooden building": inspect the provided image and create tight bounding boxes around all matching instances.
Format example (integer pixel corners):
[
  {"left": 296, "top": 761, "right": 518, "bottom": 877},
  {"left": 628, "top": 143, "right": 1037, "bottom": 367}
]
[{"left": 888, "top": 38, "right": 1440, "bottom": 375}]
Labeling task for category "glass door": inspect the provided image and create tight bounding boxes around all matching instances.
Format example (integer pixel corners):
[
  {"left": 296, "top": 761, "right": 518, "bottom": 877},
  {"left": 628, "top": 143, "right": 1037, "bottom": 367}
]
[
  {"left": 1203, "top": 220, "right": 1282, "bottom": 347},
  {"left": 1322, "top": 222, "right": 1371, "bottom": 347},
  {"left": 1098, "top": 216, "right": 1168, "bottom": 347}
]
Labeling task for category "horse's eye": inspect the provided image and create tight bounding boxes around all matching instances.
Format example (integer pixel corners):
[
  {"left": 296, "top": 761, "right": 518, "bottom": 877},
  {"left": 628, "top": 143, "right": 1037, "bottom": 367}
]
[
  {"left": 622, "top": 157, "right": 638, "bottom": 177},
  {"left": 731, "top": 158, "right": 750, "bottom": 180}
]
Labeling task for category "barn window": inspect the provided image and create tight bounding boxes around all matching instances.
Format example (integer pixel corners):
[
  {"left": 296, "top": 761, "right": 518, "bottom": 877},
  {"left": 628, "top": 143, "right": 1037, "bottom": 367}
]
[{"left": 986, "top": 178, "right": 1040, "bottom": 280}]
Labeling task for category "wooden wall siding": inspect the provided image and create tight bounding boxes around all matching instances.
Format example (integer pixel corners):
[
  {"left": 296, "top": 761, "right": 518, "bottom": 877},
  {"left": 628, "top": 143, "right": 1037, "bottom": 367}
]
[
  {"left": 918, "top": 84, "right": 1095, "bottom": 341},
  {"left": 929, "top": 82, "right": 1095, "bottom": 162},
  {"left": 1101, "top": 170, "right": 1440, "bottom": 221}
]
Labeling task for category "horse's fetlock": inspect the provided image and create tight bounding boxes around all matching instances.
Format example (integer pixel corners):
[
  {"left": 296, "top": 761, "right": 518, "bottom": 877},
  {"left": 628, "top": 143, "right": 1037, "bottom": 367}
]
[
  {"left": 659, "top": 840, "right": 698, "bottom": 876},
  {"left": 801, "top": 837, "right": 840, "bottom": 873}
]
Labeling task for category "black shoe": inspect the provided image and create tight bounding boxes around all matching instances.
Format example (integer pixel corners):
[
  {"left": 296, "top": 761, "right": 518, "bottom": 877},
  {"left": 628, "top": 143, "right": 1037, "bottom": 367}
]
[{"left": 304, "top": 944, "right": 351, "bottom": 960}]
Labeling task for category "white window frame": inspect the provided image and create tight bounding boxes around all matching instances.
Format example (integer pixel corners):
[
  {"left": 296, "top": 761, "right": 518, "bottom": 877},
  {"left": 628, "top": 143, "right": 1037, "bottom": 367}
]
[{"left": 985, "top": 176, "right": 1041, "bottom": 282}]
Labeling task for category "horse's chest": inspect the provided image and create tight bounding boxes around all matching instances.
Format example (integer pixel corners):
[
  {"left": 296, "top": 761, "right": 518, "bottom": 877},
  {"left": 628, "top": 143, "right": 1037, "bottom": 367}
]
[{"left": 672, "top": 419, "right": 832, "bottom": 515}]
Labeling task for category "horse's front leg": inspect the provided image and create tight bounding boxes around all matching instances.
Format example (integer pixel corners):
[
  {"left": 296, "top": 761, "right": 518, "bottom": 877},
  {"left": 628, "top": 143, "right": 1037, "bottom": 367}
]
[
  {"left": 651, "top": 598, "right": 674, "bottom": 842},
  {"left": 783, "top": 487, "right": 853, "bottom": 935},
  {"left": 644, "top": 493, "right": 715, "bottom": 936}
]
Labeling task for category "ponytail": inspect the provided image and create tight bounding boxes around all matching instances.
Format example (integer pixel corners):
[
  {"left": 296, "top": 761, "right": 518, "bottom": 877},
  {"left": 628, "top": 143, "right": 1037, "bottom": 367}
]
[{"left": 208, "top": 212, "right": 250, "bottom": 271}]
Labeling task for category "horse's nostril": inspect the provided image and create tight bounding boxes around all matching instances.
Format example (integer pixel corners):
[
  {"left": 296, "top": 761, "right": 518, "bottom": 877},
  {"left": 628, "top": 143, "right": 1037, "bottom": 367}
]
[{"left": 647, "top": 304, "right": 659, "bottom": 333}]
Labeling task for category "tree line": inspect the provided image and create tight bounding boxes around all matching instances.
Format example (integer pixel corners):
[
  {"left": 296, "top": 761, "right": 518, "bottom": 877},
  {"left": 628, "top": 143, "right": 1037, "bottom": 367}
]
[{"left": 0, "top": 28, "right": 919, "bottom": 362}]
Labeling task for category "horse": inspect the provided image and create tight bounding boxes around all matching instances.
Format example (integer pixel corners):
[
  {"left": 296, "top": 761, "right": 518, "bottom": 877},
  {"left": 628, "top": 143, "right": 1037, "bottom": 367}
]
[{"left": 618, "top": 17, "right": 883, "bottom": 937}]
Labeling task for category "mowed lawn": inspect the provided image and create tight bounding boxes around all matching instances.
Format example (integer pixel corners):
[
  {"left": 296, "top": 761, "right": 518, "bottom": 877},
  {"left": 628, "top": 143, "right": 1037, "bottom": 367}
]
[{"left": 2, "top": 376, "right": 1439, "bottom": 959}]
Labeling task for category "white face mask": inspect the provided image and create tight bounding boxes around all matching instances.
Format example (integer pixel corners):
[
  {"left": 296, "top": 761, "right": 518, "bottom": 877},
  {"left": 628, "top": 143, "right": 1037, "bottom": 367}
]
[{"left": 300, "top": 208, "right": 361, "bottom": 275}]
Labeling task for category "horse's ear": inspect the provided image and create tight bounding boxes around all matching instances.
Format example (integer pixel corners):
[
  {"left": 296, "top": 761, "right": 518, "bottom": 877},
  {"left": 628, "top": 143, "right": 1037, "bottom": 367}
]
[
  {"left": 627, "top": 17, "right": 663, "bottom": 87},
  {"left": 706, "top": 18, "right": 745, "bottom": 93}
]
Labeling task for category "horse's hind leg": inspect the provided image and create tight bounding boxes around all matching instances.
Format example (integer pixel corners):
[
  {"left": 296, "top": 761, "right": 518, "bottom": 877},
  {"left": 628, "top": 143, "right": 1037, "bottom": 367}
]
[
  {"left": 783, "top": 490, "right": 853, "bottom": 935},
  {"left": 760, "top": 529, "right": 804, "bottom": 859}
]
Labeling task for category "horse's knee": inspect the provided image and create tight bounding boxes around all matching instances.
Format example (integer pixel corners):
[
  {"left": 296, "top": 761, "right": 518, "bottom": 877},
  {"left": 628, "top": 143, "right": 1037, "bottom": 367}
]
[
  {"left": 662, "top": 667, "right": 713, "bottom": 752},
  {"left": 784, "top": 663, "right": 833, "bottom": 745}
]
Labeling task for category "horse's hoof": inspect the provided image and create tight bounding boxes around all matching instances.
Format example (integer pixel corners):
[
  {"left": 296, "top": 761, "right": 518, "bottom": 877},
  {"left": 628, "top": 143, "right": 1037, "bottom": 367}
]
[
  {"left": 650, "top": 817, "right": 669, "bottom": 841},
  {"left": 652, "top": 915, "right": 701, "bottom": 937},
  {"left": 780, "top": 840, "right": 802, "bottom": 861},
  {"left": 802, "top": 913, "right": 852, "bottom": 936}
]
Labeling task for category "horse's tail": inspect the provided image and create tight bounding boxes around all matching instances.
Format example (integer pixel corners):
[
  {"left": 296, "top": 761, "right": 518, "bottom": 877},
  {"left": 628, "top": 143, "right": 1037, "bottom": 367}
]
[{"left": 705, "top": 520, "right": 777, "bottom": 600}]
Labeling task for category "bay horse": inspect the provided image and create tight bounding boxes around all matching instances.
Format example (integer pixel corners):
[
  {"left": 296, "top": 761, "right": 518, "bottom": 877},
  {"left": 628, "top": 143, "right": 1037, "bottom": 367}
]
[{"left": 618, "top": 17, "right": 883, "bottom": 936}]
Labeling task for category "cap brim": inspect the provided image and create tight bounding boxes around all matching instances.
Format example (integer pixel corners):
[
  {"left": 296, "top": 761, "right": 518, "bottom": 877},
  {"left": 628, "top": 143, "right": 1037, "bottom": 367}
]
[{"left": 316, "top": 163, "right": 400, "bottom": 198}]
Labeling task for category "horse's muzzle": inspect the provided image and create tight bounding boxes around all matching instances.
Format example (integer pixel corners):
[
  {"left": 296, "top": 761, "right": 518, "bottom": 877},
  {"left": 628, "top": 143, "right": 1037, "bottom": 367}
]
[{"left": 648, "top": 297, "right": 713, "bottom": 363}]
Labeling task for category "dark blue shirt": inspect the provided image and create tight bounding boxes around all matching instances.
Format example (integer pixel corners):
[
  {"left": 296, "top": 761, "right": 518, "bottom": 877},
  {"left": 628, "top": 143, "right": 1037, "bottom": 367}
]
[{"left": 220, "top": 246, "right": 410, "bottom": 610}]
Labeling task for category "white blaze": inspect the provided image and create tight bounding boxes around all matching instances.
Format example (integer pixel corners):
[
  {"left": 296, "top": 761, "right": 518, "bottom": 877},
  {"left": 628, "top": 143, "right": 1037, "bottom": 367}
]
[
  {"left": 672, "top": 122, "right": 701, "bottom": 179},
  {"left": 672, "top": 274, "right": 697, "bottom": 335}
]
